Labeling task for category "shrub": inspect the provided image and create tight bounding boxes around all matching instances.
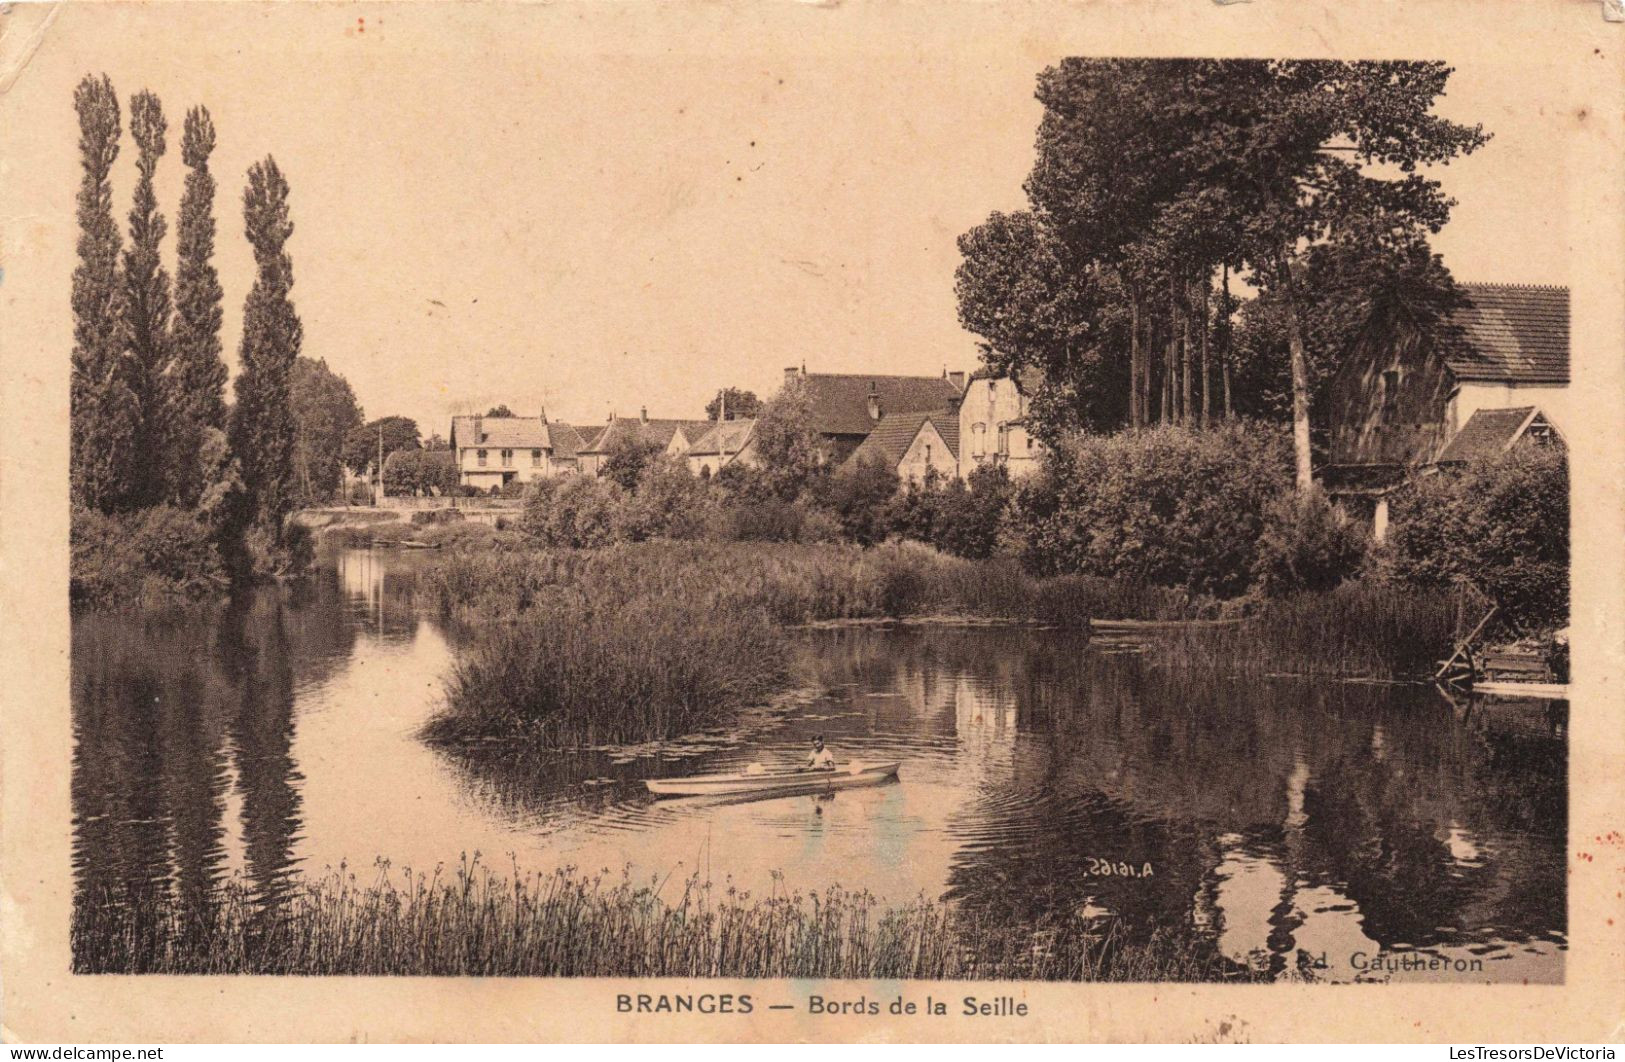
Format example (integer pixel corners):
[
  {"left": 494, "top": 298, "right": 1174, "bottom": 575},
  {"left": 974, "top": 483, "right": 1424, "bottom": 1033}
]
[
  {"left": 1011, "top": 423, "right": 1292, "bottom": 597},
  {"left": 615, "top": 457, "right": 719, "bottom": 542},
  {"left": 1384, "top": 446, "right": 1568, "bottom": 632},
  {"left": 929, "top": 465, "right": 1014, "bottom": 560},
  {"left": 520, "top": 475, "right": 626, "bottom": 548},
  {"left": 1253, "top": 487, "right": 1368, "bottom": 596},
  {"left": 71, "top": 505, "right": 226, "bottom": 607},
  {"left": 812, "top": 455, "right": 899, "bottom": 546}
]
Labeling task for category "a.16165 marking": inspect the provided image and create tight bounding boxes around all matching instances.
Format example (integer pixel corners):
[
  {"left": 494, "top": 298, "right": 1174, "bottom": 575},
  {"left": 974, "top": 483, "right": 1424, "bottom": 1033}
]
[{"left": 1083, "top": 857, "right": 1154, "bottom": 878}]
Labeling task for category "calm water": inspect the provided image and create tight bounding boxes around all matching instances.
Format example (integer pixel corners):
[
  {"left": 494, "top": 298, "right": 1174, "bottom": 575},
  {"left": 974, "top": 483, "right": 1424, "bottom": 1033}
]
[{"left": 72, "top": 548, "right": 1568, "bottom": 981}]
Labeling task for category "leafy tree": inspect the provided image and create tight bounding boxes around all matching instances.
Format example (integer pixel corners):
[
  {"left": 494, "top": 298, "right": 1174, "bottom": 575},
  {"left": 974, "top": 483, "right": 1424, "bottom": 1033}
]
[
  {"left": 705, "top": 387, "right": 762, "bottom": 421},
  {"left": 955, "top": 212, "right": 1129, "bottom": 439},
  {"left": 601, "top": 432, "right": 664, "bottom": 492},
  {"left": 70, "top": 74, "right": 137, "bottom": 512},
  {"left": 383, "top": 449, "right": 458, "bottom": 497},
  {"left": 813, "top": 455, "right": 899, "bottom": 546},
  {"left": 344, "top": 416, "right": 421, "bottom": 474},
  {"left": 290, "top": 357, "right": 363, "bottom": 504},
  {"left": 932, "top": 465, "right": 1015, "bottom": 560},
  {"left": 1011, "top": 422, "right": 1292, "bottom": 597},
  {"left": 229, "top": 156, "right": 303, "bottom": 545},
  {"left": 423, "top": 432, "right": 450, "bottom": 451},
  {"left": 484, "top": 404, "right": 515, "bottom": 418},
  {"left": 1383, "top": 446, "right": 1568, "bottom": 632},
  {"left": 966, "top": 59, "right": 1488, "bottom": 491},
  {"left": 750, "top": 378, "right": 824, "bottom": 501},
  {"left": 168, "top": 106, "right": 230, "bottom": 506},
  {"left": 616, "top": 457, "right": 718, "bottom": 541}
]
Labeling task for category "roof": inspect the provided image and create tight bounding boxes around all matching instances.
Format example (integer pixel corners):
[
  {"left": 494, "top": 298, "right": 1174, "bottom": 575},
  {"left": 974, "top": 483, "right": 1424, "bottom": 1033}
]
[
  {"left": 579, "top": 417, "right": 713, "bottom": 454},
  {"left": 687, "top": 418, "right": 756, "bottom": 457},
  {"left": 792, "top": 373, "right": 963, "bottom": 436},
  {"left": 845, "top": 410, "right": 958, "bottom": 469},
  {"left": 450, "top": 415, "right": 551, "bottom": 451},
  {"left": 1443, "top": 284, "right": 1570, "bottom": 385},
  {"left": 967, "top": 366, "right": 1044, "bottom": 395},
  {"left": 548, "top": 423, "right": 589, "bottom": 461},
  {"left": 1435, "top": 407, "right": 1548, "bottom": 464}
]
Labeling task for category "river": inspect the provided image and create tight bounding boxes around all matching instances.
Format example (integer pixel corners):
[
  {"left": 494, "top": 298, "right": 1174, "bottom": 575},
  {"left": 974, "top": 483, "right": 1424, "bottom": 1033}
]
[{"left": 72, "top": 547, "right": 1568, "bottom": 982}]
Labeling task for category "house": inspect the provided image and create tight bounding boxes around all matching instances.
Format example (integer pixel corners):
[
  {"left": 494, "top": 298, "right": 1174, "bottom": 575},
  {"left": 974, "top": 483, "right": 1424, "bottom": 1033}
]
[
  {"left": 448, "top": 414, "right": 588, "bottom": 491},
  {"left": 577, "top": 409, "right": 713, "bottom": 477},
  {"left": 685, "top": 418, "right": 758, "bottom": 477},
  {"left": 957, "top": 367, "right": 1045, "bottom": 480},
  {"left": 844, "top": 410, "right": 959, "bottom": 485},
  {"left": 1322, "top": 282, "right": 1570, "bottom": 536},
  {"left": 782, "top": 366, "right": 964, "bottom": 462}
]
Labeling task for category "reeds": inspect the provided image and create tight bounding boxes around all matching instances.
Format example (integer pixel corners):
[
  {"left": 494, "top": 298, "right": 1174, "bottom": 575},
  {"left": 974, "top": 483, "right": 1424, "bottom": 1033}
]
[
  {"left": 73, "top": 857, "right": 1252, "bottom": 980},
  {"left": 1158, "top": 581, "right": 1463, "bottom": 679}
]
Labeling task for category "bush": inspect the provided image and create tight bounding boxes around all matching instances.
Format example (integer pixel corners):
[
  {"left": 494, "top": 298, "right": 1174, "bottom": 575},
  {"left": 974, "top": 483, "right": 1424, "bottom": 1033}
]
[
  {"left": 1011, "top": 423, "right": 1292, "bottom": 597},
  {"left": 616, "top": 457, "right": 719, "bottom": 542},
  {"left": 1253, "top": 487, "right": 1368, "bottom": 596},
  {"left": 811, "top": 455, "right": 899, "bottom": 546},
  {"left": 71, "top": 505, "right": 226, "bottom": 607},
  {"left": 520, "top": 476, "right": 626, "bottom": 548},
  {"left": 1383, "top": 446, "right": 1568, "bottom": 632}
]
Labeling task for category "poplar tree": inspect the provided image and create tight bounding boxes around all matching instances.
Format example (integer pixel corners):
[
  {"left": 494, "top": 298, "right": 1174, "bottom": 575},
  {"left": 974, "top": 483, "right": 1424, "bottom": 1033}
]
[
  {"left": 230, "top": 157, "right": 302, "bottom": 542},
  {"left": 70, "top": 74, "right": 136, "bottom": 512},
  {"left": 169, "top": 106, "right": 229, "bottom": 505},
  {"left": 121, "top": 89, "right": 176, "bottom": 508}
]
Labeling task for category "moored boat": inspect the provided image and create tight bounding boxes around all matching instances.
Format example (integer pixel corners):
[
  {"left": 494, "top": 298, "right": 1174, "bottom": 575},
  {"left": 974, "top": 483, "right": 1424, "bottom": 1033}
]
[{"left": 645, "top": 761, "right": 900, "bottom": 799}]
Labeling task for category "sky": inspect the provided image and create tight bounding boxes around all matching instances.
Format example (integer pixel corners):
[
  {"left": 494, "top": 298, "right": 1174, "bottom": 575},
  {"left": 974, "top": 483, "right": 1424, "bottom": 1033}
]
[{"left": 1, "top": 3, "right": 1587, "bottom": 436}]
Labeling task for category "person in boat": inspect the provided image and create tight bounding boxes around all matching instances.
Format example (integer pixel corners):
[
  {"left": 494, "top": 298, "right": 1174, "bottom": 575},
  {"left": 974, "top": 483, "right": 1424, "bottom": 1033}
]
[{"left": 805, "top": 735, "right": 836, "bottom": 771}]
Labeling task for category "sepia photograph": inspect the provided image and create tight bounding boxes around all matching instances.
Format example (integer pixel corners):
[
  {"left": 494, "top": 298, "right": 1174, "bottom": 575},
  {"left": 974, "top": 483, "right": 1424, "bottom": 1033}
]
[{"left": 2, "top": 0, "right": 1621, "bottom": 1047}]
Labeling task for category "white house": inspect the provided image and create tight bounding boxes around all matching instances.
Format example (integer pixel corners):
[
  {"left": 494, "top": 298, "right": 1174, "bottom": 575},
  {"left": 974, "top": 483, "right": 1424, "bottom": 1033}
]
[
  {"left": 448, "top": 414, "right": 586, "bottom": 491},
  {"left": 685, "top": 418, "right": 758, "bottom": 477},
  {"left": 957, "top": 368, "right": 1045, "bottom": 480}
]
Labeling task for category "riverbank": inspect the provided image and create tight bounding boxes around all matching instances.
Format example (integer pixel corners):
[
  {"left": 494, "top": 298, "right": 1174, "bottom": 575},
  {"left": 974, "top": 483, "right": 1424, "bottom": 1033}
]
[
  {"left": 73, "top": 859, "right": 1259, "bottom": 980},
  {"left": 408, "top": 538, "right": 1470, "bottom": 746}
]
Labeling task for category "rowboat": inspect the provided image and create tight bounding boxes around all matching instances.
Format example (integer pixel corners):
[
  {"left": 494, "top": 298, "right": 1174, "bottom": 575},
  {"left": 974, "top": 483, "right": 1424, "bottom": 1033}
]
[{"left": 644, "top": 761, "right": 901, "bottom": 799}]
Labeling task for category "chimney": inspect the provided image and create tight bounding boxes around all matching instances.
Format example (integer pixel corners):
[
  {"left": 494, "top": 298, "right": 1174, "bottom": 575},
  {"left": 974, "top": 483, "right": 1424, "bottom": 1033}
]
[
  {"left": 948, "top": 371, "right": 967, "bottom": 391},
  {"left": 718, "top": 389, "right": 727, "bottom": 421},
  {"left": 784, "top": 366, "right": 801, "bottom": 385},
  {"left": 640, "top": 406, "right": 648, "bottom": 424},
  {"left": 473, "top": 414, "right": 484, "bottom": 444},
  {"left": 867, "top": 381, "right": 882, "bottom": 422}
]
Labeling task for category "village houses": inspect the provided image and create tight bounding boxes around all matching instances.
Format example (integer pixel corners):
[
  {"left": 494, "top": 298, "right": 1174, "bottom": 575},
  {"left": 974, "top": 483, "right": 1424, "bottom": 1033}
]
[{"left": 448, "top": 414, "right": 590, "bottom": 491}]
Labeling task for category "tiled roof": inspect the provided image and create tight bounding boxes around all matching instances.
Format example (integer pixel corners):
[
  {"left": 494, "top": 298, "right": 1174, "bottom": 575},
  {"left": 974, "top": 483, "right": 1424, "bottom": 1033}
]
[
  {"left": 1443, "top": 284, "right": 1569, "bottom": 384},
  {"left": 687, "top": 418, "right": 756, "bottom": 457},
  {"left": 794, "top": 373, "right": 963, "bottom": 437},
  {"left": 579, "top": 417, "right": 712, "bottom": 454},
  {"left": 451, "top": 415, "right": 551, "bottom": 451},
  {"left": 548, "top": 423, "right": 589, "bottom": 460},
  {"left": 845, "top": 410, "right": 958, "bottom": 468},
  {"left": 1434, "top": 407, "right": 1539, "bottom": 464}
]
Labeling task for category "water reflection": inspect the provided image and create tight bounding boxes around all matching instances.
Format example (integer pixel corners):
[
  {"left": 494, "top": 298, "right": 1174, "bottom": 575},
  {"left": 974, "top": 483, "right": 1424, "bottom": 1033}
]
[{"left": 72, "top": 549, "right": 1567, "bottom": 980}]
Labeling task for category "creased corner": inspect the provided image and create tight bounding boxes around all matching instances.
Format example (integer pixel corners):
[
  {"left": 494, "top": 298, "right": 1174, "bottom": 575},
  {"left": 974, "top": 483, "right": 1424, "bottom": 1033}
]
[{"left": 1605, "top": 0, "right": 1625, "bottom": 23}]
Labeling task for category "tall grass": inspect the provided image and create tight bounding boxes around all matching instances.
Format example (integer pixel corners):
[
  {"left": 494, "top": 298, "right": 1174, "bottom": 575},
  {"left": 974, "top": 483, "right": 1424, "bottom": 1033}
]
[
  {"left": 73, "top": 858, "right": 1254, "bottom": 981},
  {"left": 1160, "top": 581, "right": 1463, "bottom": 680}
]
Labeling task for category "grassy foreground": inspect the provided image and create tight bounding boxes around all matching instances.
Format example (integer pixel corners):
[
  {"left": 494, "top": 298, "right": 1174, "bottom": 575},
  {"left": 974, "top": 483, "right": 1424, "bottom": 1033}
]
[{"left": 74, "top": 859, "right": 1252, "bottom": 980}]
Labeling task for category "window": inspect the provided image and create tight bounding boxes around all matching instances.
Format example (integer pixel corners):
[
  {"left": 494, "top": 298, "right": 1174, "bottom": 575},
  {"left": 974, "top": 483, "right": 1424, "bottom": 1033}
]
[
  {"left": 924, "top": 443, "right": 932, "bottom": 466},
  {"left": 1381, "top": 370, "right": 1401, "bottom": 419},
  {"left": 972, "top": 423, "right": 987, "bottom": 457},
  {"left": 477, "top": 449, "right": 488, "bottom": 467},
  {"left": 501, "top": 449, "right": 514, "bottom": 467},
  {"left": 531, "top": 449, "right": 543, "bottom": 467},
  {"left": 996, "top": 423, "right": 1010, "bottom": 456}
]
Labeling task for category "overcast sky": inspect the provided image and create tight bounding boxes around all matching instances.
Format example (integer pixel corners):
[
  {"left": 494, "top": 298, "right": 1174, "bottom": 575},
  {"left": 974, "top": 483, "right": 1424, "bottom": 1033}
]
[{"left": 5, "top": 4, "right": 1583, "bottom": 435}]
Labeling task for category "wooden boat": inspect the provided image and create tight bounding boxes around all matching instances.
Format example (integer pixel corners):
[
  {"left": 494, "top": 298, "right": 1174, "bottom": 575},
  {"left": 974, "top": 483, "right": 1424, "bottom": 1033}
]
[{"left": 645, "top": 761, "right": 901, "bottom": 799}]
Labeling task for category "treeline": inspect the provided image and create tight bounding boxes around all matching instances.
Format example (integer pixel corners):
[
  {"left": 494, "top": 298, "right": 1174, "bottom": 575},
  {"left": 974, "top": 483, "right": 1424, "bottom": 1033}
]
[
  {"left": 954, "top": 59, "right": 1488, "bottom": 485},
  {"left": 69, "top": 73, "right": 309, "bottom": 605},
  {"left": 484, "top": 397, "right": 1565, "bottom": 632}
]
